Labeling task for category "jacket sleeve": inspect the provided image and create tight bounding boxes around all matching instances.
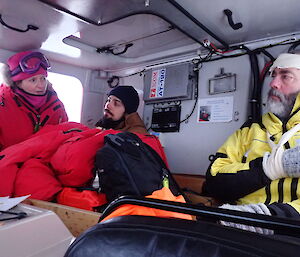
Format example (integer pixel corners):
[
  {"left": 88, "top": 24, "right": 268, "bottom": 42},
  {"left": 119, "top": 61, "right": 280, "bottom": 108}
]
[
  {"left": 268, "top": 201, "right": 300, "bottom": 219},
  {"left": 204, "top": 128, "right": 271, "bottom": 202}
]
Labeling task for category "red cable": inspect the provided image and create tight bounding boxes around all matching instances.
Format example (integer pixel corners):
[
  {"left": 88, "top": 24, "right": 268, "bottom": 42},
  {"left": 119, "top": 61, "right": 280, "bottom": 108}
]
[{"left": 259, "top": 61, "right": 272, "bottom": 82}]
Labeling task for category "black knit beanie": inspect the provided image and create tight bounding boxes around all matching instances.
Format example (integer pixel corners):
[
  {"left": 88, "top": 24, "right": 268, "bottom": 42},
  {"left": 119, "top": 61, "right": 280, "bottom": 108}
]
[{"left": 108, "top": 86, "right": 139, "bottom": 114}]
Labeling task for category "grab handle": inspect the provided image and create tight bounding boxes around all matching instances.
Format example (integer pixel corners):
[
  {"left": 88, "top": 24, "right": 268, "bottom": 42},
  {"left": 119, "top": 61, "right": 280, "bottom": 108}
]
[
  {"left": 0, "top": 14, "right": 38, "bottom": 33},
  {"left": 223, "top": 9, "right": 243, "bottom": 30}
]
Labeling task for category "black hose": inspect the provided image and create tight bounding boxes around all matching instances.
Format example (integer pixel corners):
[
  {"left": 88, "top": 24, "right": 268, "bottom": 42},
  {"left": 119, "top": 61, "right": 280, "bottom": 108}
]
[
  {"left": 250, "top": 53, "right": 261, "bottom": 121},
  {"left": 255, "top": 49, "right": 275, "bottom": 117},
  {"left": 258, "top": 48, "right": 275, "bottom": 62},
  {"left": 241, "top": 46, "right": 260, "bottom": 121},
  {"left": 288, "top": 41, "right": 300, "bottom": 53}
]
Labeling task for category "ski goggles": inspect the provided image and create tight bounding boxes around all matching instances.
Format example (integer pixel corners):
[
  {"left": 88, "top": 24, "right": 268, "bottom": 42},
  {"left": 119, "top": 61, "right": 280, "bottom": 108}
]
[{"left": 10, "top": 52, "right": 51, "bottom": 77}]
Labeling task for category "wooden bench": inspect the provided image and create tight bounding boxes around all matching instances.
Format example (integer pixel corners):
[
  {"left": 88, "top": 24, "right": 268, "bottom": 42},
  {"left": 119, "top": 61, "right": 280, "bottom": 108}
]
[
  {"left": 173, "top": 174, "right": 219, "bottom": 206},
  {"left": 24, "top": 199, "right": 101, "bottom": 237}
]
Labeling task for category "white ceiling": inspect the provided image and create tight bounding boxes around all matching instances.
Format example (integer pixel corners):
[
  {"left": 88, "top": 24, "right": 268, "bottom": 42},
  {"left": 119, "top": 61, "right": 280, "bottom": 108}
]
[{"left": 0, "top": 0, "right": 300, "bottom": 71}]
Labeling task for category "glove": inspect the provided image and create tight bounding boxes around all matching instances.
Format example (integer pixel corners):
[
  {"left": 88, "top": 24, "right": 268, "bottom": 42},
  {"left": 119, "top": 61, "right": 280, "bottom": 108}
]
[
  {"left": 282, "top": 146, "right": 300, "bottom": 177},
  {"left": 262, "top": 148, "right": 285, "bottom": 180},
  {"left": 263, "top": 123, "right": 300, "bottom": 180},
  {"left": 263, "top": 145, "right": 300, "bottom": 180},
  {"left": 219, "top": 203, "right": 274, "bottom": 235}
]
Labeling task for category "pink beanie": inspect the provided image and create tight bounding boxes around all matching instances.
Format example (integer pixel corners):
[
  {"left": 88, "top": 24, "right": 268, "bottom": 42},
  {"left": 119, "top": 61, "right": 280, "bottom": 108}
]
[{"left": 7, "top": 50, "right": 48, "bottom": 82}]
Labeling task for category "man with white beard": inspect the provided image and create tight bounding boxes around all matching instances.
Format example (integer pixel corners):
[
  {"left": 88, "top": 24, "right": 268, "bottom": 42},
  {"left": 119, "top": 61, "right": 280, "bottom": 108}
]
[{"left": 203, "top": 53, "right": 300, "bottom": 234}]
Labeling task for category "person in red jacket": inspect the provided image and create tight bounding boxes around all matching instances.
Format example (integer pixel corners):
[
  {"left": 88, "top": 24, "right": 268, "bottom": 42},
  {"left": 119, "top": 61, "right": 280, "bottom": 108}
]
[{"left": 0, "top": 50, "right": 68, "bottom": 150}]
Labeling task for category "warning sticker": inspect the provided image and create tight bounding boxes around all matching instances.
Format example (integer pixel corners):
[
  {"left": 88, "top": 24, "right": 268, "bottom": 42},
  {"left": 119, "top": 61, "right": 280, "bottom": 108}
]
[{"left": 197, "top": 96, "right": 233, "bottom": 123}]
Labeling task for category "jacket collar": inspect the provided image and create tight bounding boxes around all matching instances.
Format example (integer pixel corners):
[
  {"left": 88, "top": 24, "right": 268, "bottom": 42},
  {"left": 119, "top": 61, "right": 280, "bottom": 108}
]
[{"left": 263, "top": 92, "right": 300, "bottom": 137}]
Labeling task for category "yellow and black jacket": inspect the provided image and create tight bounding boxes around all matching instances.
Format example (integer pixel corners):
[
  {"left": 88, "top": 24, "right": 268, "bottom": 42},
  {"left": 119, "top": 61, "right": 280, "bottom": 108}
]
[{"left": 204, "top": 94, "right": 300, "bottom": 219}]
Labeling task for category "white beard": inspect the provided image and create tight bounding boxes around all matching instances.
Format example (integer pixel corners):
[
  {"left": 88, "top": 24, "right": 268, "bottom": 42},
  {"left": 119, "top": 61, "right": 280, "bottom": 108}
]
[
  {"left": 267, "top": 89, "right": 298, "bottom": 120},
  {"left": 267, "top": 100, "right": 290, "bottom": 119}
]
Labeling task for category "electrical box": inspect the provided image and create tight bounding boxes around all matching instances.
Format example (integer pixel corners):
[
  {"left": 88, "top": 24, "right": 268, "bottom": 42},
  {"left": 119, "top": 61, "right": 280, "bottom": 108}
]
[
  {"left": 143, "top": 63, "right": 196, "bottom": 103},
  {"left": 151, "top": 105, "right": 181, "bottom": 132}
]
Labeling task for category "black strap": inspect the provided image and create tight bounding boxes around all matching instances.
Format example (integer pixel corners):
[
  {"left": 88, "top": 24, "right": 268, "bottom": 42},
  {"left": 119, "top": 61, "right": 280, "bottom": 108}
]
[{"left": 142, "top": 143, "right": 189, "bottom": 202}]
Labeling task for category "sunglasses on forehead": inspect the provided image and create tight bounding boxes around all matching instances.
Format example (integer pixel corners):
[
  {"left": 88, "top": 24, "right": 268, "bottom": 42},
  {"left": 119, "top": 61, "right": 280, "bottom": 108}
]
[{"left": 10, "top": 52, "right": 51, "bottom": 77}]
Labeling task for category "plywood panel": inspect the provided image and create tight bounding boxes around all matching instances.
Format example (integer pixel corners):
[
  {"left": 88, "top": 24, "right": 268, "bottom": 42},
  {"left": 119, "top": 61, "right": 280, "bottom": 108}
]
[
  {"left": 173, "top": 174, "right": 219, "bottom": 206},
  {"left": 24, "top": 199, "right": 101, "bottom": 237}
]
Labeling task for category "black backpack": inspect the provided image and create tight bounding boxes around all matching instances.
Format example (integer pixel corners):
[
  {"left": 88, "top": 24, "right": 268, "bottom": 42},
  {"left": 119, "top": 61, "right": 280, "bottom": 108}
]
[{"left": 94, "top": 132, "right": 183, "bottom": 202}]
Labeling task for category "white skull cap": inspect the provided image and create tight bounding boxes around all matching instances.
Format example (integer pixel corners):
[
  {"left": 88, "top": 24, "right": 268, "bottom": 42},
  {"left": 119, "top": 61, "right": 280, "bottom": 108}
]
[{"left": 269, "top": 53, "right": 300, "bottom": 73}]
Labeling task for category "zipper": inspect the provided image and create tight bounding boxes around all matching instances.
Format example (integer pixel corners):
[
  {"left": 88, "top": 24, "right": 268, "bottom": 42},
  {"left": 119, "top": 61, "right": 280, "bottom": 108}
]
[
  {"left": 34, "top": 114, "right": 41, "bottom": 132},
  {"left": 162, "top": 168, "right": 169, "bottom": 188},
  {"left": 282, "top": 120, "right": 290, "bottom": 149},
  {"left": 27, "top": 113, "right": 37, "bottom": 132}
]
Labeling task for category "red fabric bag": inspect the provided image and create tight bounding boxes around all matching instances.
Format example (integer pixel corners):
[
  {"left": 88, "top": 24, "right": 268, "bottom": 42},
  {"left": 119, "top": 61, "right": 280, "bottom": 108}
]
[{"left": 57, "top": 187, "right": 107, "bottom": 211}]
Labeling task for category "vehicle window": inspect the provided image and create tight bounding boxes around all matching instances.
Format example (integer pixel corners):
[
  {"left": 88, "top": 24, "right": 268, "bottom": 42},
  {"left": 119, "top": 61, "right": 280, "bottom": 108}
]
[
  {"left": 0, "top": 63, "right": 6, "bottom": 82},
  {"left": 47, "top": 72, "right": 83, "bottom": 122}
]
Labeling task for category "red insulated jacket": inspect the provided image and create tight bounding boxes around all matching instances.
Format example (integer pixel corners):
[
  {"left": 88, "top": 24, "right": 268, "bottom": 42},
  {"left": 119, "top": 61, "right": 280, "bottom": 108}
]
[
  {"left": 0, "top": 122, "right": 167, "bottom": 201},
  {"left": 51, "top": 128, "right": 168, "bottom": 187},
  {"left": 0, "top": 122, "right": 89, "bottom": 200},
  {"left": 0, "top": 84, "right": 68, "bottom": 151}
]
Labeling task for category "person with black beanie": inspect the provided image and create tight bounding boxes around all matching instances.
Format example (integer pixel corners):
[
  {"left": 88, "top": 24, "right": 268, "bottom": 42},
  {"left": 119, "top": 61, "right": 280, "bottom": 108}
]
[{"left": 95, "top": 85, "right": 147, "bottom": 134}]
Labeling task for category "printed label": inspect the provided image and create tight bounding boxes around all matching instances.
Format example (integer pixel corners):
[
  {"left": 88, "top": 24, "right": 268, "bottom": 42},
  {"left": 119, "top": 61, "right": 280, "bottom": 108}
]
[{"left": 149, "top": 68, "right": 166, "bottom": 98}]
